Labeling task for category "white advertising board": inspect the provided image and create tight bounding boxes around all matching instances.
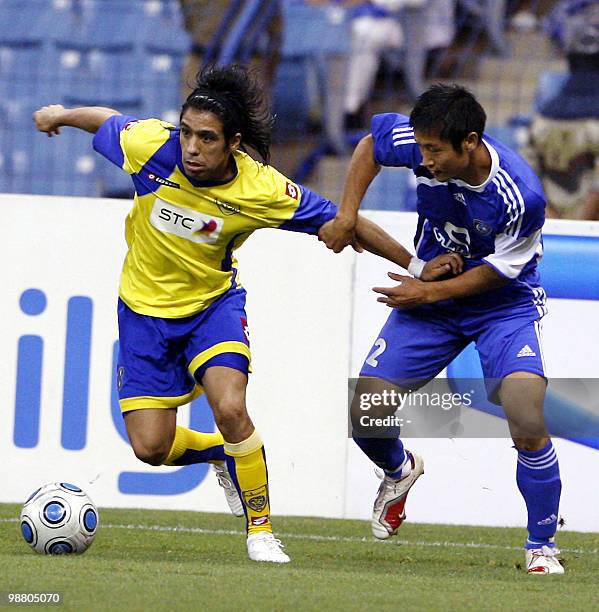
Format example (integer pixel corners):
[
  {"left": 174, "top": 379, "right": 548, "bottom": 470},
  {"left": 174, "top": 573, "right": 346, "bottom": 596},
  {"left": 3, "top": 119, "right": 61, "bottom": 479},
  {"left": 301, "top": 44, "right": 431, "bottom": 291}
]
[{"left": 1, "top": 195, "right": 597, "bottom": 533}]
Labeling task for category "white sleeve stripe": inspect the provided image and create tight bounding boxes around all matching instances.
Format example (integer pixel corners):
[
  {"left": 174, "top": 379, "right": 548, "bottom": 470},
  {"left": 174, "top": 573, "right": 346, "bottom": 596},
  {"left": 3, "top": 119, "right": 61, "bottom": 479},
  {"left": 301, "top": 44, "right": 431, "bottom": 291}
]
[
  {"left": 392, "top": 127, "right": 414, "bottom": 134},
  {"left": 416, "top": 175, "right": 445, "bottom": 187},
  {"left": 492, "top": 177, "right": 519, "bottom": 236},
  {"left": 392, "top": 133, "right": 415, "bottom": 140},
  {"left": 498, "top": 168, "right": 526, "bottom": 237},
  {"left": 494, "top": 172, "right": 522, "bottom": 238},
  {"left": 494, "top": 172, "right": 521, "bottom": 236},
  {"left": 483, "top": 229, "right": 541, "bottom": 278},
  {"left": 393, "top": 139, "right": 416, "bottom": 146}
]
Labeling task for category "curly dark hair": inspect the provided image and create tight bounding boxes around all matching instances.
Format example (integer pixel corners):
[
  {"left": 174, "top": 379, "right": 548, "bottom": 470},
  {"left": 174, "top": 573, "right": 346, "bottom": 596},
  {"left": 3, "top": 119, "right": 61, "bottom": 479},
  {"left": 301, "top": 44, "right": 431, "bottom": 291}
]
[{"left": 181, "top": 64, "right": 274, "bottom": 163}]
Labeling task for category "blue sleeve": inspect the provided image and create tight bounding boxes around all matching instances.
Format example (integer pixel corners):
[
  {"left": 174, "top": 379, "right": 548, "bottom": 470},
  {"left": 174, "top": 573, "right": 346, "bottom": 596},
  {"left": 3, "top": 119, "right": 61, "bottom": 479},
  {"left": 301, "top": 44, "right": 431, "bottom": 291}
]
[
  {"left": 371, "top": 113, "right": 422, "bottom": 169},
  {"left": 92, "top": 115, "right": 138, "bottom": 170},
  {"left": 278, "top": 185, "right": 337, "bottom": 235}
]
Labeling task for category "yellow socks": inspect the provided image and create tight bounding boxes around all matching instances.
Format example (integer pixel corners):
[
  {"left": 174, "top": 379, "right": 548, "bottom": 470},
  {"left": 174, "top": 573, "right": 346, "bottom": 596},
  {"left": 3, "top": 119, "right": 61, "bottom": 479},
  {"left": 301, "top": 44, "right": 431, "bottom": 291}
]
[
  {"left": 164, "top": 426, "right": 225, "bottom": 465},
  {"left": 224, "top": 430, "right": 271, "bottom": 535}
]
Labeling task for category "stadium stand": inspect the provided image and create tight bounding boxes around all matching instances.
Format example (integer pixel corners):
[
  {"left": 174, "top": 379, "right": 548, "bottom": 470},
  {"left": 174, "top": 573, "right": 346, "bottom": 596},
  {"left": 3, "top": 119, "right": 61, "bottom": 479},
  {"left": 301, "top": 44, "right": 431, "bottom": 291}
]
[{"left": 1, "top": 0, "right": 593, "bottom": 219}]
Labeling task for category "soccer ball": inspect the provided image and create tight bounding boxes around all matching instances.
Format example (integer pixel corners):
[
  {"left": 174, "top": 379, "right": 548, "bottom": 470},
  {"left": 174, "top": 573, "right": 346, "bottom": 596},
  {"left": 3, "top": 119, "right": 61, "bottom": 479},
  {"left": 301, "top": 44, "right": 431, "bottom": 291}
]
[{"left": 20, "top": 482, "right": 99, "bottom": 554}]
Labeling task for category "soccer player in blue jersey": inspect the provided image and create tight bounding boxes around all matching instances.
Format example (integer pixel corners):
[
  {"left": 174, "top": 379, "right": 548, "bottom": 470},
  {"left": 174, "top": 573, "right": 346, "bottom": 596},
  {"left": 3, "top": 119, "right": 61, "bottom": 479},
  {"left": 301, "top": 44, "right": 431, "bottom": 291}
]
[
  {"left": 34, "top": 66, "right": 457, "bottom": 564},
  {"left": 320, "top": 84, "right": 564, "bottom": 574}
]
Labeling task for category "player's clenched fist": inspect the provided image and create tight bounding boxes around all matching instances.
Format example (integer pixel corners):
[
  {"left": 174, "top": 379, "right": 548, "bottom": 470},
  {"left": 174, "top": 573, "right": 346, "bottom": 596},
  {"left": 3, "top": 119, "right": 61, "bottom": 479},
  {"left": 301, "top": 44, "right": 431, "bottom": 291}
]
[{"left": 33, "top": 104, "right": 65, "bottom": 137}]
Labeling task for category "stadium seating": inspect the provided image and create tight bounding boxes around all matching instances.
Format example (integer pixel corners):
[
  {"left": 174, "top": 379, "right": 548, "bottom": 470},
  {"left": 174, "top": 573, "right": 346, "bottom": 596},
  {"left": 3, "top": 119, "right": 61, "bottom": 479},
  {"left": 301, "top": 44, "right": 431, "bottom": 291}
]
[
  {"left": 274, "top": 3, "right": 349, "bottom": 144},
  {"left": 362, "top": 167, "right": 417, "bottom": 212},
  {"left": 0, "top": 0, "right": 189, "bottom": 197}
]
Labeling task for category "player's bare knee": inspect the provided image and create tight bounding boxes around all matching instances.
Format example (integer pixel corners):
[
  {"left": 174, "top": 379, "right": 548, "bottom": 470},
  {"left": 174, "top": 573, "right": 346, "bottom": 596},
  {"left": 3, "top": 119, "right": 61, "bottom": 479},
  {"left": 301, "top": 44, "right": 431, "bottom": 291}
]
[
  {"left": 212, "top": 396, "right": 249, "bottom": 431},
  {"left": 131, "top": 439, "right": 171, "bottom": 466},
  {"left": 508, "top": 415, "right": 547, "bottom": 441}
]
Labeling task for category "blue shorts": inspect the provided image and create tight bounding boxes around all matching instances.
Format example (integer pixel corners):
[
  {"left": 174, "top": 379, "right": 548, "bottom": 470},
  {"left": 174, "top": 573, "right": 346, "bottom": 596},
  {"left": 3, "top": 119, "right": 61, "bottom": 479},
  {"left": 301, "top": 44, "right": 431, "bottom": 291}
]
[
  {"left": 117, "top": 287, "right": 251, "bottom": 413},
  {"left": 359, "top": 301, "right": 546, "bottom": 404}
]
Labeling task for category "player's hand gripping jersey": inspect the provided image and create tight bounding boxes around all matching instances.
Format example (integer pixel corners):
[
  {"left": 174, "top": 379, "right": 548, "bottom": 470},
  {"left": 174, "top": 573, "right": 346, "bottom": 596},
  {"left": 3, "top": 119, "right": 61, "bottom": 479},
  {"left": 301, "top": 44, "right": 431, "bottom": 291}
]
[
  {"left": 93, "top": 116, "right": 335, "bottom": 317},
  {"left": 372, "top": 113, "right": 548, "bottom": 315}
]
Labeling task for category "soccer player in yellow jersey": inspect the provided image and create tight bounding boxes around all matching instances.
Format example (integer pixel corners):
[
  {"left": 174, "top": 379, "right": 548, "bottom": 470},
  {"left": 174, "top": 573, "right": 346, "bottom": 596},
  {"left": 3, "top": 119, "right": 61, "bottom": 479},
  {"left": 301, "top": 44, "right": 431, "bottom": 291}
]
[{"left": 34, "top": 65, "right": 457, "bottom": 563}]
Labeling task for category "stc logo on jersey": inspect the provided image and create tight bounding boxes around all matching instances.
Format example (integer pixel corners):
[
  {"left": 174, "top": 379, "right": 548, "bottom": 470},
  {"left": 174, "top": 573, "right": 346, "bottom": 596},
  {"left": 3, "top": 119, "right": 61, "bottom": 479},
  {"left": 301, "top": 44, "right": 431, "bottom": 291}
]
[
  {"left": 150, "top": 198, "right": 224, "bottom": 244},
  {"left": 12, "top": 288, "right": 216, "bottom": 497}
]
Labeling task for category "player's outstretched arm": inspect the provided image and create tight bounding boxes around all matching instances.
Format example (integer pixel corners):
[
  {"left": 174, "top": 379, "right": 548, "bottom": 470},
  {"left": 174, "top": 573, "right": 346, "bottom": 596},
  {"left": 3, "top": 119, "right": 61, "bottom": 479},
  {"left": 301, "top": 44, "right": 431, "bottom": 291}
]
[
  {"left": 33, "top": 104, "right": 121, "bottom": 137},
  {"left": 348, "top": 215, "right": 463, "bottom": 280},
  {"left": 319, "top": 134, "right": 380, "bottom": 253},
  {"left": 353, "top": 214, "right": 412, "bottom": 268},
  {"left": 374, "top": 264, "right": 508, "bottom": 309}
]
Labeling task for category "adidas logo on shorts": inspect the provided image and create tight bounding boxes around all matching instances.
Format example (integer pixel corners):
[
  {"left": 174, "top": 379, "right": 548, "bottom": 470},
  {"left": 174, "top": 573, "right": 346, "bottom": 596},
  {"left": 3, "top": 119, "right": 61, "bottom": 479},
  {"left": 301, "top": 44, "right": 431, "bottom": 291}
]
[{"left": 517, "top": 344, "right": 537, "bottom": 358}]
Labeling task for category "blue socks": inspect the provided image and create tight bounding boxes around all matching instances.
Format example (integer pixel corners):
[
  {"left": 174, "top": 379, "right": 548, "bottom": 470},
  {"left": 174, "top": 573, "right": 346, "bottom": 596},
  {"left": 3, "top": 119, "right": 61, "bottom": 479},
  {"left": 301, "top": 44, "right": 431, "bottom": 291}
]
[
  {"left": 516, "top": 440, "right": 561, "bottom": 549},
  {"left": 353, "top": 435, "right": 406, "bottom": 475}
]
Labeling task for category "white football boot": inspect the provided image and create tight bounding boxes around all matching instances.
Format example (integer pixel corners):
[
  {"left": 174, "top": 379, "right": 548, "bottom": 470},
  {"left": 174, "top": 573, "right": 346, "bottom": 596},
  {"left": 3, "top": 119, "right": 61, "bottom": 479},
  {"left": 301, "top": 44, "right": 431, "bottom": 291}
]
[
  {"left": 525, "top": 545, "right": 565, "bottom": 574},
  {"left": 247, "top": 532, "right": 291, "bottom": 563},
  {"left": 213, "top": 463, "right": 244, "bottom": 517},
  {"left": 371, "top": 451, "right": 424, "bottom": 539}
]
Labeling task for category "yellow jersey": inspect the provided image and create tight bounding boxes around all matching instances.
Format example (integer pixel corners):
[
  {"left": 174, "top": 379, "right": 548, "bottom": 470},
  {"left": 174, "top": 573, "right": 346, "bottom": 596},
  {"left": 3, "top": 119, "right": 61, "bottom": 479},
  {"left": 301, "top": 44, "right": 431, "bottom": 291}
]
[{"left": 93, "top": 115, "right": 336, "bottom": 317}]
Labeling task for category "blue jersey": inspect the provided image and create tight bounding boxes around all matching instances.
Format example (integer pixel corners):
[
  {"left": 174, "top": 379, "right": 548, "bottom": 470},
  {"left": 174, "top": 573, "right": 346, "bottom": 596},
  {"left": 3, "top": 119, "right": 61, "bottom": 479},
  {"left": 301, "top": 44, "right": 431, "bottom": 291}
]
[{"left": 371, "top": 112, "right": 548, "bottom": 316}]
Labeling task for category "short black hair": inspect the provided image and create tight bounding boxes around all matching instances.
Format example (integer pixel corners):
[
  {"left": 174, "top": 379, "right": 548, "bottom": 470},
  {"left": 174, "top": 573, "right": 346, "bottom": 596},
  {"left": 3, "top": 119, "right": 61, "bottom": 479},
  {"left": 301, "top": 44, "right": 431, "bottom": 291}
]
[
  {"left": 410, "top": 84, "right": 486, "bottom": 151},
  {"left": 182, "top": 64, "right": 274, "bottom": 163}
]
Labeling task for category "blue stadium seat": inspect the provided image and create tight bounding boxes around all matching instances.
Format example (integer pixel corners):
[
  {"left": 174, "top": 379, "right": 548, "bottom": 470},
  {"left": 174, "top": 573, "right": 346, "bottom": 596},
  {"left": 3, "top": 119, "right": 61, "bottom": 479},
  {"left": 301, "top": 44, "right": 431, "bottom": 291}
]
[
  {"left": 139, "top": 45, "right": 186, "bottom": 122},
  {"left": 135, "top": 0, "right": 190, "bottom": 52},
  {"left": 50, "top": 0, "right": 139, "bottom": 47},
  {"left": 272, "top": 60, "right": 310, "bottom": 135},
  {"left": 362, "top": 167, "right": 416, "bottom": 212},
  {"left": 53, "top": 42, "right": 139, "bottom": 102},
  {"left": 533, "top": 70, "right": 569, "bottom": 114},
  {"left": 275, "top": 2, "right": 349, "bottom": 143},
  {"left": 60, "top": 96, "right": 144, "bottom": 198},
  {"left": 0, "top": 0, "right": 51, "bottom": 43},
  {"left": 37, "top": 130, "right": 99, "bottom": 196},
  {"left": 281, "top": 2, "right": 349, "bottom": 57},
  {"left": 0, "top": 41, "right": 47, "bottom": 100},
  {"left": 485, "top": 124, "right": 520, "bottom": 152}
]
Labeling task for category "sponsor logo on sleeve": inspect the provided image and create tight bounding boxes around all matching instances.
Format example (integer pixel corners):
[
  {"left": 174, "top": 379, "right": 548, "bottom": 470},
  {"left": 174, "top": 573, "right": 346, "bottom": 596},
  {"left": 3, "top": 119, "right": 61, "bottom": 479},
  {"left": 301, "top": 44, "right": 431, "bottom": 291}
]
[
  {"left": 241, "top": 317, "right": 250, "bottom": 343},
  {"left": 285, "top": 182, "right": 299, "bottom": 200},
  {"left": 123, "top": 120, "right": 140, "bottom": 131},
  {"left": 148, "top": 173, "right": 180, "bottom": 189}
]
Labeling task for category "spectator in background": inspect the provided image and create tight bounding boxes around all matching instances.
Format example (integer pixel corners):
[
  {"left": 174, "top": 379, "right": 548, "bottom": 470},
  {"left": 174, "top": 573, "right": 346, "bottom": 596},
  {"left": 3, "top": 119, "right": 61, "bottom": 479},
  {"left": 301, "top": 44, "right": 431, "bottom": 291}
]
[
  {"left": 523, "top": 0, "right": 599, "bottom": 220},
  {"left": 179, "top": 1, "right": 282, "bottom": 99},
  {"left": 339, "top": 0, "right": 455, "bottom": 129}
]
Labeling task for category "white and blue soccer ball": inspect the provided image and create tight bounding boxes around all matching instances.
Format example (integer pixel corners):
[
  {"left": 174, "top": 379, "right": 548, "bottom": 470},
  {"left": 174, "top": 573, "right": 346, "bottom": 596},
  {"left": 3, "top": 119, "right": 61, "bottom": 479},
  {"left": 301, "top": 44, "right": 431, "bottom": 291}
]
[{"left": 20, "top": 482, "right": 99, "bottom": 555}]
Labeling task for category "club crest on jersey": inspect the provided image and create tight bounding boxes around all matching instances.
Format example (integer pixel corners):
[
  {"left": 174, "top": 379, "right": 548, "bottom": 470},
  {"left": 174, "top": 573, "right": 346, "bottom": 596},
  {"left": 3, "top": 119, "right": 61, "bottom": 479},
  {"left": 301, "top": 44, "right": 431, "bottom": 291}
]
[
  {"left": 214, "top": 198, "right": 241, "bottom": 215},
  {"left": 147, "top": 173, "right": 180, "bottom": 189},
  {"left": 285, "top": 182, "right": 299, "bottom": 200},
  {"left": 473, "top": 219, "right": 492, "bottom": 236},
  {"left": 244, "top": 486, "right": 268, "bottom": 512}
]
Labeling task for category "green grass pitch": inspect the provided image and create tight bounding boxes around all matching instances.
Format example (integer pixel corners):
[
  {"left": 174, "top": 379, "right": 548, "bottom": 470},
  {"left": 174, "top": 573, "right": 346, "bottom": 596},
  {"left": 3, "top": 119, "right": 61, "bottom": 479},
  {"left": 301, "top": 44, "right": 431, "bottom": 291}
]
[{"left": 1, "top": 504, "right": 597, "bottom": 611}]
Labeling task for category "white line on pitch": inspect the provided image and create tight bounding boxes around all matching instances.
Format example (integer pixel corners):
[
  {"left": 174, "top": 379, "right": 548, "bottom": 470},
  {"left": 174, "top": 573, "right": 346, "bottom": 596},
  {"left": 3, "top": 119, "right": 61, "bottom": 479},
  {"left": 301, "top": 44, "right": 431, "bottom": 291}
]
[{"left": 1, "top": 517, "right": 596, "bottom": 555}]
